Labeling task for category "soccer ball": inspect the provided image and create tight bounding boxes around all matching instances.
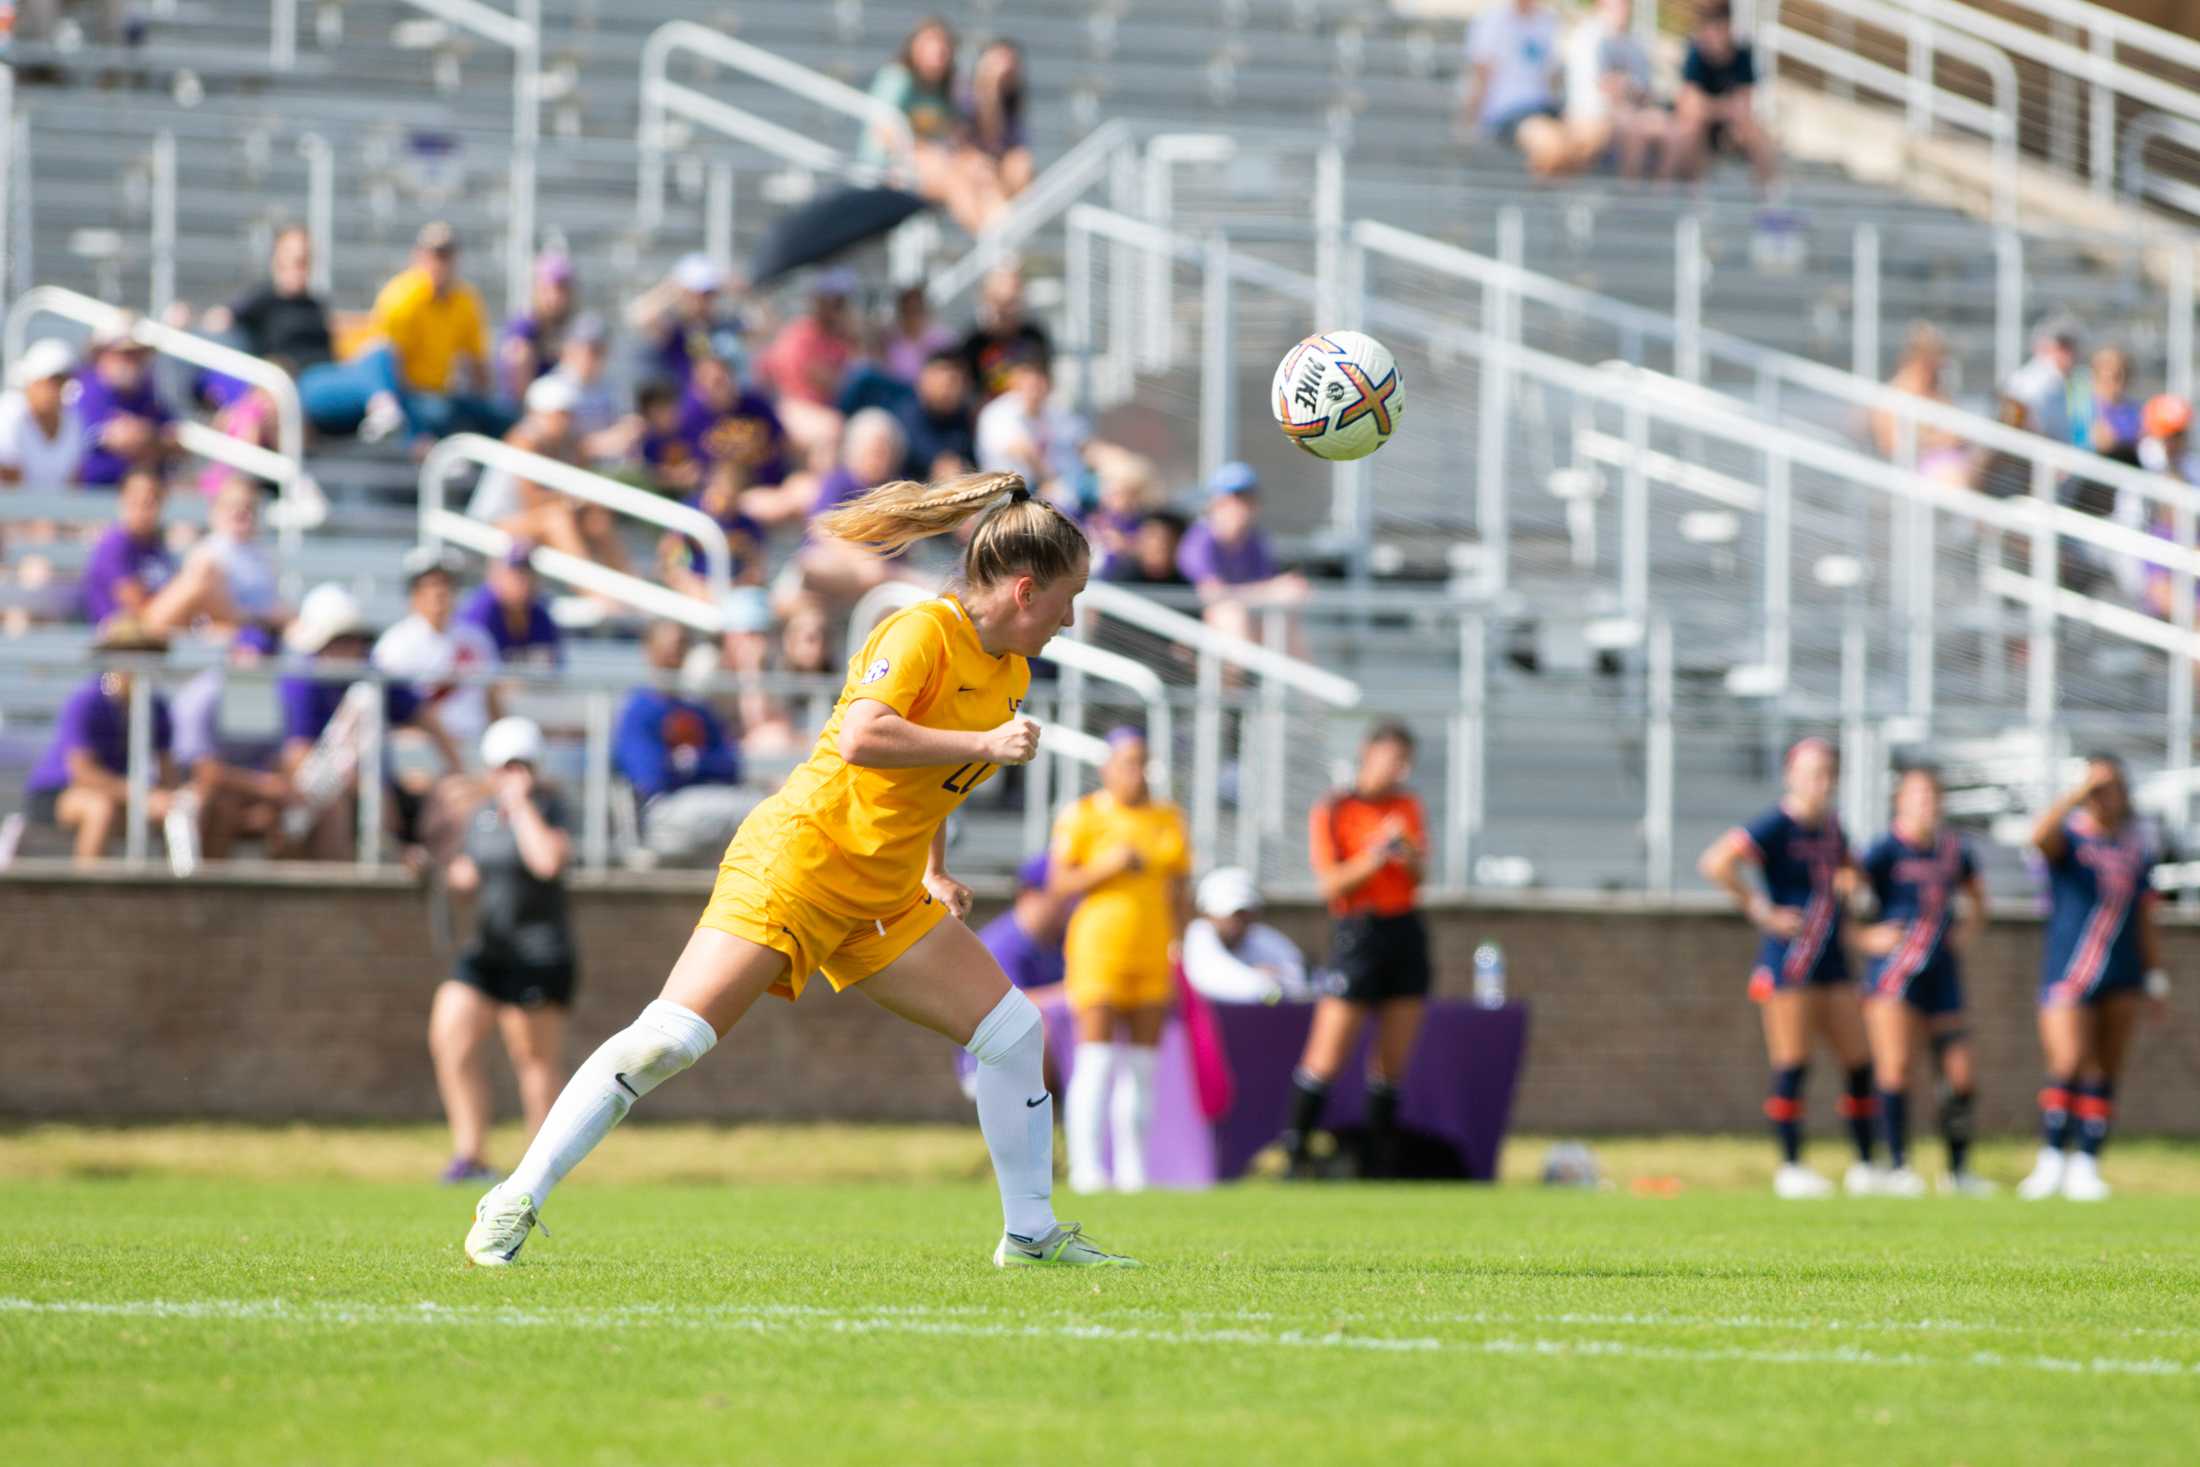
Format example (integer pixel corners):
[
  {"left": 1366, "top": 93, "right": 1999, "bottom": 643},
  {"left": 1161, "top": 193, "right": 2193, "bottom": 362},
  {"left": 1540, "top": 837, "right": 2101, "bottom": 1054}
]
[{"left": 1271, "top": 330, "right": 1403, "bottom": 462}]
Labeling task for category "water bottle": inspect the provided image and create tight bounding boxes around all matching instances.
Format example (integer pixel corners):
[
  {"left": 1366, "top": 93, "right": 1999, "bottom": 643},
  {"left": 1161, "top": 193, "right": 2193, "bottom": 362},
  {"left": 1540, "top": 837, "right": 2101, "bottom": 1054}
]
[{"left": 1472, "top": 941, "right": 1507, "bottom": 1008}]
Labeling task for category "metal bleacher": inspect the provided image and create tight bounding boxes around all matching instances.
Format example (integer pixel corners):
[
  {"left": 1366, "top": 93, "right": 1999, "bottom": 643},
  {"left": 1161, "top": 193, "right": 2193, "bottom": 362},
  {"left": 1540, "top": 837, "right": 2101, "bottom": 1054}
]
[{"left": 4, "top": 0, "right": 2198, "bottom": 895}]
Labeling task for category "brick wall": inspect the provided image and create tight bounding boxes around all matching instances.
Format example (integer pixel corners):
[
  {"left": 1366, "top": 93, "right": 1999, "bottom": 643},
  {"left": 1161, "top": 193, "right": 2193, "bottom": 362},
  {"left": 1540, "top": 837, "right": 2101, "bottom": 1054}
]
[{"left": 5, "top": 870, "right": 2197, "bottom": 1134}]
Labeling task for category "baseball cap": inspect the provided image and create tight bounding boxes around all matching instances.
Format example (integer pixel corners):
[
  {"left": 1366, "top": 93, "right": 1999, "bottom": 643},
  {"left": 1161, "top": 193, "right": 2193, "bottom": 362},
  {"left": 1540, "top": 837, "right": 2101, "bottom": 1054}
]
[
  {"left": 286, "top": 583, "right": 369, "bottom": 653},
  {"left": 674, "top": 252, "right": 725, "bottom": 294},
  {"left": 1197, "top": 866, "right": 1261, "bottom": 918},
  {"left": 534, "top": 250, "right": 574, "bottom": 287},
  {"left": 524, "top": 372, "right": 580, "bottom": 416},
  {"left": 1207, "top": 460, "right": 1260, "bottom": 498},
  {"left": 401, "top": 544, "right": 463, "bottom": 586},
  {"left": 9, "top": 338, "right": 76, "bottom": 387},
  {"left": 2145, "top": 393, "right": 2193, "bottom": 440},
  {"left": 415, "top": 220, "right": 459, "bottom": 254},
  {"left": 480, "top": 716, "right": 546, "bottom": 770}
]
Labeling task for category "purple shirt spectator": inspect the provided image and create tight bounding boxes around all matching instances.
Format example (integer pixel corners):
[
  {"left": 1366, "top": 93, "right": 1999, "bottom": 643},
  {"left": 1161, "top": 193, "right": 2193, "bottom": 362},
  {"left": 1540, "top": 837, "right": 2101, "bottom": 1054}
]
[
  {"left": 680, "top": 492, "right": 766, "bottom": 577},
  {"left": 680, "top": 385, "right": 788, "bottom": 486},
  {"left": 1177, "top": 520, "right": 1279, "bottom": 586},
  {"left": 74, "top": 371, "right": 173, "bottom": 487},
  {"left": 278, "top": 670, "right": 419, "bottom": 745},
  {"left": 26, "top": 677, "right": 173, "bottom": 793},
  {"left": 455, "top": 583, "right": 563, "bottom": 667},
  {"left": 78, "top": 524, "right": 176, "bottom": 624}
]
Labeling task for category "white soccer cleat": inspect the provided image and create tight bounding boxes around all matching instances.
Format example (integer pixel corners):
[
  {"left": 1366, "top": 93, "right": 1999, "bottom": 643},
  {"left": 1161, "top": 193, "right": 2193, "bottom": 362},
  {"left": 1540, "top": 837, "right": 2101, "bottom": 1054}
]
[
  {"left": 465, "top": 1186, "right": 546, "bottom": 1267},
  {"left": 2017, "top": 1148, "right": 2067, "bottom": 1200},
  {"left": 993, "top": 1221, "right": 1142, "bottom": 1269},
  {"left": 1773, "top": 1163, "right": 1835, "bottom": 1199},
  {"left": 1876, "top": 1166, "right": 1928, "bottom": 1198},
  {"left": 1939, "top": 1170, "right": 1999, "bottom": 1198},
  {"left": 1843, "top": 1162, "right": 1881, "bottom": 1196},
  {"left": 2060, "top": 1153, "right": 2111, "bottom": 1202}
]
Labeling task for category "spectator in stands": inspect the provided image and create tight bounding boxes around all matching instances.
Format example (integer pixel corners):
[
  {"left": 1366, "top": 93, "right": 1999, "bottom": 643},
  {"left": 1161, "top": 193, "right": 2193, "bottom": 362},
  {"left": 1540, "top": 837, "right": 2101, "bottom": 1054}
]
[
  {"left": 0, "top": 339, "right": 86, "bottom": 490},
  {"left": 754, "top": 269, "right": 861, "bottom": 460},
  {"left": 961, "top": 40, "right": 1034, "bottom": 204},
  {"left": 735, "top": 600, "right": 834, "bottom": 755},
  {"left": 684, "top": 353, "right": 793, "bottom": 490},
  {"left": 457, "top": 543, "right": 563, "bottom": 672},
  {"left": 897, "top": 349, "right": 978, "bottom": 479},
  {"left": 79, "top": 468, "right": 174, "bottom": 624},
  {"left": 433, "top": 715, "right": 577, "bottom": 1185},
  {"left": 1181, "top": 866, "right": 1310, "bottom": 1005},
  {"left": 374, "top": 547, "right": 501, "bottom": 777},
  {"left": 2002, "top": 313, "right": 2081, "bottom": 445},
  {"left": 298, "top": 222, "right": 513, "bottom": 443},
  {"left": 205, "top": 224, "right": 335, "bottom": 377},
  {"left": 1460, "top": 0, "right": 1565, "bottom": 174},
  {"left": 2072, "top": 345, "right": 2142, "bottom": 459},
  {"left": 882, "top": 285, "right": 956, "bottom": 385},
  {"left": 975, "top": 352, "right": 1087, "bottom": 498},
  {"left": 546, "top": 313, "right": 630, "bottom": 463},
  {"left": 626, "top": 253, "right": 738, "bottom": 390},
  {"left": 145, "top": 476, "right": 285, "bottom": 642},
  {"left": 475, "top": 375, "right": 634, "bottom": 586},
  {"left": 1873, "top": 324, "right": 1975, "bottom": 490},
  {"left": 278, "top": 585, "right": 414, "bottom": 861},
  {"left": 23, "top": 619, "right": 182, "bottom": 865},
  {"left": 1664, "top": 1, "right": 1777, "bottom": 189},
  {"left": 784, "top": 408, "right": 919, "bottom": 606},
  {"left": 865, "top": 16, "right": 1003, "bottom": 232},
  {"left": 1103, "top": 508, "right": 1192, "bottom": 590},
  {"left": 633, "top": 378, "right": 700, "bottom": 494},
  {"left": 1083, "top": 445, "right": 1161, "bottom": 568},
  {"left": 662, "top": 459, "right": 768, "bottom": 604},
  {"left": 497, "top": 250, "right": 577, "bottom": 406},
  {"left": 615, "top": 619, "right": 751, "bottom": 863},
  {"left": 1559, "top": 0, "right": 1662, "bottom": 179},
  {"left": 960, "top": 263, "right": 1052, "bottom": 402},
  {"left": 169, "top": 634, "right": 297, "bottom": 863},
  {"left": 1178, "top": 462, "right": 1308, "bottom": 649},
  {"left": 2138, "top": 395, "right": 2196, "bottom": 619},
  {"left": 75, "top": 319, "right": 176, "bottom": 487}
]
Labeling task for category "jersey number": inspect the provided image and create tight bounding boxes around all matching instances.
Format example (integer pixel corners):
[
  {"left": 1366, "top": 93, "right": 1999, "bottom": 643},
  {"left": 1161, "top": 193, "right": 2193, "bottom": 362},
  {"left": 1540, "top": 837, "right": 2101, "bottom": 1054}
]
[{"left": 942, "top": 762, "right": 994, "bottom": 794}]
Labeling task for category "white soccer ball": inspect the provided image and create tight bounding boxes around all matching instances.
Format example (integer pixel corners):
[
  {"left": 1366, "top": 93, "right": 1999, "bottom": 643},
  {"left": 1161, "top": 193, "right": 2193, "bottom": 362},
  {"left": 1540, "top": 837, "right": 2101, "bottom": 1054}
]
[{"left": 1270, "top": 329, "right": 1404, "bottom": 462}]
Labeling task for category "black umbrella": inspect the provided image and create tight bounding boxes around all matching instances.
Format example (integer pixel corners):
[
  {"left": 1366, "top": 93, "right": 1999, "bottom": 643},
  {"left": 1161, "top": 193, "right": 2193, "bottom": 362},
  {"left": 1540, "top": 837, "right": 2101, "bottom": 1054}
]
[{"left": 747, "top": 185, "right": 932, "bottom": 290}]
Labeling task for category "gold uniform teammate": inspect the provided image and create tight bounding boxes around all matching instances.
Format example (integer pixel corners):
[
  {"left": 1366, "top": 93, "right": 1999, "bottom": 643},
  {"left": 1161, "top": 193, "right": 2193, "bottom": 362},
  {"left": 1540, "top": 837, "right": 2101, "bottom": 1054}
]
[{"left": 465, "top": 472, "right": 1138, "bottom": 1269}]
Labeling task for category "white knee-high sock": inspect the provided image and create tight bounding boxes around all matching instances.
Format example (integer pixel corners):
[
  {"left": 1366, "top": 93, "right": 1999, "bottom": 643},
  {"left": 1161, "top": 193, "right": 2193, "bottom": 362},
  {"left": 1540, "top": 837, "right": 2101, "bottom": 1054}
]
[
  {"left": 1065, "top": 1041, "right": 1119, "bottom": 1193},
  {"left": 964, "top": 989, "right": 1057, "bottom": 1241},
  {"left": 502, "top": 999, "right": 717, "bottom": 1207},
  {"left": 1111, "top": 1044, "right": 1159, "bottom": 1192}
]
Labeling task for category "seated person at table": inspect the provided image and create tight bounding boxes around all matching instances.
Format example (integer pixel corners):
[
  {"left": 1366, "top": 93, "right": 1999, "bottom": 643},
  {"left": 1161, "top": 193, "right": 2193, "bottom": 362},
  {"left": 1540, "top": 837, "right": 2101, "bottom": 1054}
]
[
  {"left": 1181, "top": 866, "right": 1310, "bottom": 1005},
  {"left": 23, "top": 619, "right": 184, "bottom": 865},
  {"left": 615, "top": 620, "right": 751, "bottom": 864},
  {"left": 956, "top": 852, "right": 1073, "bottom": 1099},
  {"left": 456, "top": 543, "right": 564, "bottom": 672},
  {"left": 79, "top": 467, "right": 175, "bottom": 624},
  {"left": 1283, "top": 720, "right": 1430, "bottom": 1179}
]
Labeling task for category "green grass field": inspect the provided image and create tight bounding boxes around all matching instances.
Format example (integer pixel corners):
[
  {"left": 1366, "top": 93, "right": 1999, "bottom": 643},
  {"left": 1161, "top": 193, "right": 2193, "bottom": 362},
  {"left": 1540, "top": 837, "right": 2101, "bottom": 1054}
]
[{"left": 5, "top": 1129, "right": 2199, "bottom": 1466}]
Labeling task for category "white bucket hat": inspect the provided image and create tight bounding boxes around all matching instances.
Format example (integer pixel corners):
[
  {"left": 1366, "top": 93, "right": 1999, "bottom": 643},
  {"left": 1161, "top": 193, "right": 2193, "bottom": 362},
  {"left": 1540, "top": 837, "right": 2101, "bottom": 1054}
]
[
  {"left": 1197, "top": 866, "right": 1262, "bottom": 919},
  {"left": 10, "top": 338, "right": 77, "bottom": 388},
  {"left": 285, "top": 583, "right": 368, "bottom": 654},
  {"left": 480, "top": 716, "right": 546, "bottom": 769}
]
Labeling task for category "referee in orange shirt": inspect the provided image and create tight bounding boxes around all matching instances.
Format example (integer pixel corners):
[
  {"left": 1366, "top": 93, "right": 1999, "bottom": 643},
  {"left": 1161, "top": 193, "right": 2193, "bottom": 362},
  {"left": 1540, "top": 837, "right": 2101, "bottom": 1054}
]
[{"left": 1283, "top": 721, "right": 1430, "bottom": 1178}]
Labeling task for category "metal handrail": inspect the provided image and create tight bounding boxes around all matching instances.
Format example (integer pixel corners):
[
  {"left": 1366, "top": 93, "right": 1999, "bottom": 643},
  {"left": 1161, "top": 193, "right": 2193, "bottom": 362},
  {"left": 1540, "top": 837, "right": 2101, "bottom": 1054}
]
[
  {"left": 1762, "top": 0, "right": 2020, "bottom": 223},
  {"left": 637, "top": 20, "right": 914, "bottom": 232},
  {"left": 926, "top": 120, "right": 1136, "bottom": 308},
  {"left": 1079, "top": 580, "right": 1361, "bottom": 708},
  {"left": 417, "top": 434, "right": 733, "bottom": 635},
  {"left": 2121, "top": 112, "right": 2200, "bottom": 219},
  {"left": 396, "top": 0, "right": 539, "bottom": 318},
  {"left": 2, "top": 285, "right": 317, "bottom": 532},
  {"left": 1347, "top": 218, "right": 2200, "bottom": 521}
]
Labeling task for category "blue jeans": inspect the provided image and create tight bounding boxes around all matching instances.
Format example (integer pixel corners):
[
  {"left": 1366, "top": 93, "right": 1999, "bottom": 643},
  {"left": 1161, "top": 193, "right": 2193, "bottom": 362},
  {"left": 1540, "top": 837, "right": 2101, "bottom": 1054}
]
[{"left": 296, "top": 347, "right": 516, "bottom": 440}]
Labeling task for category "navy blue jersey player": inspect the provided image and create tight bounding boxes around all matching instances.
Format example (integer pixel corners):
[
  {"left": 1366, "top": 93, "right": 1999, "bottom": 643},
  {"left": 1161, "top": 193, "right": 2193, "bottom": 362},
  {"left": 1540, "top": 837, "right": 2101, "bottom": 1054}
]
[
  {"left": 1855, "top": 768, "right": 1991, "bottom": 1196},
  {"left": 1699, "top": 739, "right": 1880, "bottom": 1198},
  {"left": 2019, "top": 756, "right": 2171, "bottom": 1202}
]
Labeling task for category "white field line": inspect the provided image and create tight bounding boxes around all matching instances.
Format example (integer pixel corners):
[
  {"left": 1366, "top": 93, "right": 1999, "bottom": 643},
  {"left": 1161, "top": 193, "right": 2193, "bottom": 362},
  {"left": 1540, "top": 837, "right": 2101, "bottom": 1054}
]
[{"left": 4, "top": 1297, "right": 2197, "bottom": 1380}]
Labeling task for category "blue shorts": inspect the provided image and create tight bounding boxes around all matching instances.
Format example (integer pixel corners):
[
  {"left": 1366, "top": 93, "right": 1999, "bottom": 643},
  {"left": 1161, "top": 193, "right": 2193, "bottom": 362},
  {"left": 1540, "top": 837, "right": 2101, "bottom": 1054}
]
[
  {"left": 1749, "top": 933, "right": 1850, "bottom": 1000},
  {"left": 2039, "top": 962, "right": 2144, "bottom": 1010},
  {"left": 1868, "top": 955, "right": 1963, "bottom": 1017}
]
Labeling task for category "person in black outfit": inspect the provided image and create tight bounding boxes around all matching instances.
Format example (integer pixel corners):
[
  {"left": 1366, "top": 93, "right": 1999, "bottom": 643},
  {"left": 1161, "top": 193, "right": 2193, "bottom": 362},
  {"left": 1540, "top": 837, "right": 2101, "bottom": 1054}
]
[
  {"left": 428, "top": 716, "right": 577, "bottom": 1184},
  {"left": 209, "top": 226, "right": 335, "bottom": 374},
  {"left": 898, "top": 350, "right": 979, "bottom": 479},
  {"left": 959, "top": 264, "right": 1053, "bottom": 403},
  {"left": 1663, "top": 1, "right": 1776, "bottom": 187}
]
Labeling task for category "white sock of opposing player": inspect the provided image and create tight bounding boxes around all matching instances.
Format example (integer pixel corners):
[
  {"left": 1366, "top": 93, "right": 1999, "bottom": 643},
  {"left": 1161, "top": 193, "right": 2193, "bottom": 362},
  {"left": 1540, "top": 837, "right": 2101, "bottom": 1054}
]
[
  {"left": 1111, "top": 1044, "right": 1158, "bottom": 1191},
  {"left": 501, "top": 999, "right": 717, "bottom": 1208},
  {"left": 1065, "top": 1040, "right": 1119, "bottom": 1192},
  {"left": 964, "top": 989, "right": 1058, "bottom": 1241}
]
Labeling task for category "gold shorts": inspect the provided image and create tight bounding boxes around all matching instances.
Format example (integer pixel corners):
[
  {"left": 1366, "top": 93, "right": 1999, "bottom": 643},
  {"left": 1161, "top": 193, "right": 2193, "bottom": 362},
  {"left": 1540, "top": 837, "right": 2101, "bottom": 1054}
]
[
  {"left": 697, "top": 860, "right": 948, "bottom": 1002},
  {"left": 1064, "top": 960, "right": 1176, "bottom": 1013}
]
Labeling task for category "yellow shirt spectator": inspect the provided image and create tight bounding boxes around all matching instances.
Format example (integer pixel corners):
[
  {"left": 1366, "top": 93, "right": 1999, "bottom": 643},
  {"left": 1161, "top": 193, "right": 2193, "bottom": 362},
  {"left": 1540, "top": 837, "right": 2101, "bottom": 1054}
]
[
  {"left": 373, "top": 266, "right": 490, "bottom": 393},
  {"left": 1053, "top": 787, "right": 1191, "bottom": 1003}
]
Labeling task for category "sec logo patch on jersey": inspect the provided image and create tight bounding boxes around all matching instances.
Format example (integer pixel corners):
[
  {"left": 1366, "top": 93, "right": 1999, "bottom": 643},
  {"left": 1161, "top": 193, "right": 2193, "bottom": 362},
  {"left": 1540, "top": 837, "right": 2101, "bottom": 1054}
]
[{"left": 860, "top": 657, "right": 892, "bottom": 685}]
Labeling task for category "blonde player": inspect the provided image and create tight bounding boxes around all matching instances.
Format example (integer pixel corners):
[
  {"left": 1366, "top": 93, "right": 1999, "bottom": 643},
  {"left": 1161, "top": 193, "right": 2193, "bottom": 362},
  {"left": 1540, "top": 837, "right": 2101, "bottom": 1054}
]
[
  {"left": 1050, "top": 728, "right": 1192, "bottom": 1192},
  {"left": 465, "top": 471, "right": 1137, "bottom": 1268}
]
